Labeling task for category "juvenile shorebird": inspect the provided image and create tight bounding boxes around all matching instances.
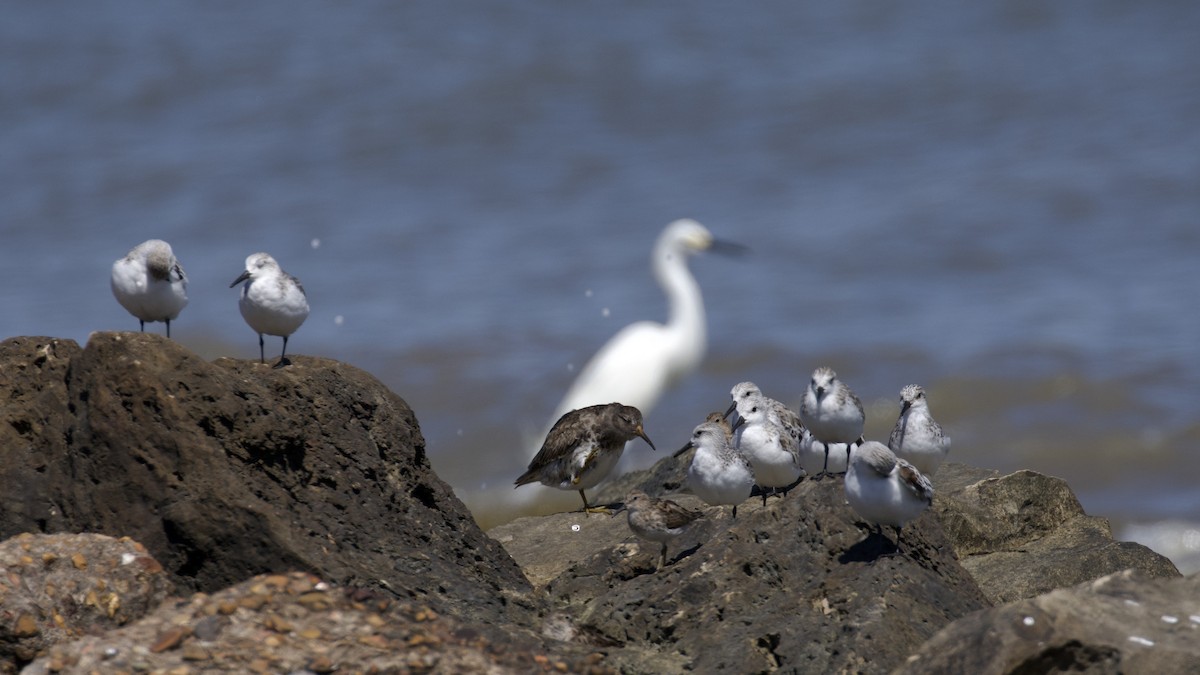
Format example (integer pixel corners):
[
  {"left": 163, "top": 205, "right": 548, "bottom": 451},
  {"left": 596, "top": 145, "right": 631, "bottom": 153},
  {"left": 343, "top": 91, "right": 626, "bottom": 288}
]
[
  {"left": 888, "top": 384, "right": 951, "bottom": 476},
  {"left": 625, "top": 490, "right": 704, "bottom": 569},
  {"left": 230, "top": 253, "right": 310, "bottom": 368},
  {"left": 734, "top": 399, "right": 803, "bottom": 506},
  {"left": 843, "top": 441, "right": 933, "bottom": 554},
  {"left": 515, "top": 403, "right": 655, "bottom": 515},
  {"left": 672, "top": 411, "right": 732, "bottom": 458},
  {"left": 111, "top": 239, "right": 188, "bottom": 337},
  {"left": 685, "top": 421, "right": 754, "bottom": 518},
  {"left": 799, "top": 367, "right": 865, "bottom": 476}
]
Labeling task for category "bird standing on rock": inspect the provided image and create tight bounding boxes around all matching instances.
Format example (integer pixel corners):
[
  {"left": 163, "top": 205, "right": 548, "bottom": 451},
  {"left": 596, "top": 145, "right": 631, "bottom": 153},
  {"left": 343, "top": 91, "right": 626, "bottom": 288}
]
[
  {"left": 231, "top": 253, "right": 309, "bottom": 368},
  {"left": 111, "top": 239, "right": 188, "bottom": 337},
  {"left": 844, "top": 441, "right": 933, "bottom": 554},
  {"left": 625, "top": 490, "right": 704, "bottom": 570},
  {"left": 685, "top": 420, "right": 754, "bottom": 518},
  {"left": 799, "top": 367, "right": 865, "bottom": 476},
  {"left": 515, "top": 403, "right": 655, "bottom": 515},
  {"left": 888, "top": 384, "right": 951, "bottom": 476}
]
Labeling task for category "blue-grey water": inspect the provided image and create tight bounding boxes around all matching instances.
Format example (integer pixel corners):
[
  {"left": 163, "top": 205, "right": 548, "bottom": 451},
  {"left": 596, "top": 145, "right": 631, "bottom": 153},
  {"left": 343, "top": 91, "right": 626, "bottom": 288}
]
[{"left": 3, "top": 1, "right": 1198, "bottom": 571}]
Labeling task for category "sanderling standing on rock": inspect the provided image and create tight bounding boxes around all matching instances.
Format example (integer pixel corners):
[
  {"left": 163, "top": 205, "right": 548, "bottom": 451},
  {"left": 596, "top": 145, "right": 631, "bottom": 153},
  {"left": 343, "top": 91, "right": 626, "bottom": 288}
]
[
  {"left": 734, "top": 398, "right": 804, "bottom": 506},
  {"left": 230, "top": 253, "right": 310, "bottom": 368},
  {"left": 844, "top": 441, "right": 933, "bottom": 555},
  {"left": 111, "top": 239, "right": 188, "bottom": 337},
  {"left": 685, "top": 421, "right": 754, "bottom": 518},
  {"left": 799, "top": 367, "right": 865, "bottom": 476},
  {"left": 725, "top": 381, "right": 803, "bottom": 439},
  {"left": 625, "top": 490, "right": 704, "bottom": 569},
  {"left": 515, "top": 403, "right": 655, "bottom": 515},
  {"left": 888, "top": 384, "right": 951, "bottom": 476},
  {"left": 672, "top": 411, "right": 732, "bottom": 458}
]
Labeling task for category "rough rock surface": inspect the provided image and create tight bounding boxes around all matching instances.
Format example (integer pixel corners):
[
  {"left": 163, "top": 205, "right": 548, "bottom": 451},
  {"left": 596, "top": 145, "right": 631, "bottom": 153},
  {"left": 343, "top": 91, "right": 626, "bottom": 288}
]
[
  {"left": 0, "top": 533, "right": 173, "bottom": 674},
  {"left": 897, "top": 568, "right": 1200, "bottom": 674},
  {"left": 496, "top": 478, "right": 992, "bottom": 674},
  {"left": 25, "top": 571, "right": 613, "bottom": 675},
  {"left": 0, "top": 334, "right": 530, "bottom": 630},
  {"left": 933, "top": 463, "right": 1180, "bottom": 603}
]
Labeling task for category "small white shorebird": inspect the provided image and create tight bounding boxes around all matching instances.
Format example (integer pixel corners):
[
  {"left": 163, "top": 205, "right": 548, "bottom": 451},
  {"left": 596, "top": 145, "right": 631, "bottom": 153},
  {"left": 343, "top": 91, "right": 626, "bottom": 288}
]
[
  {"left": 725, "top": 381, "right": 804, "bottom": 440},
  {"left": 672, "top": 411, "right": 732, "bottom": 458},
  {"left": 230, "top": 253, "right": 310, "bottom": 368},
  {"left": 799, "top": 366, "right": 865, "bottom": 476},
  {"left": 844, "top": 441, "right": 933, "bottom": 554},
  {"left": 625, "top": 490, "right": 704, "bottom": 570},
  {"left": 733, "top": 397, "right": 804, "bottom": 506},
  {"left": 515, "top": 403, "right": 655, "bottom": 515},
  {"left": 888, "top": 384, "right": 951, "bottom": 476},
  {"left": 543, "top": 219, "right": 743, "bottom": 452},
  {"left": 685, "top": 420, "right": 754, "bottom": 519},
  {"left": 111, "top": 239, "right": 188, "bottom": 337}
]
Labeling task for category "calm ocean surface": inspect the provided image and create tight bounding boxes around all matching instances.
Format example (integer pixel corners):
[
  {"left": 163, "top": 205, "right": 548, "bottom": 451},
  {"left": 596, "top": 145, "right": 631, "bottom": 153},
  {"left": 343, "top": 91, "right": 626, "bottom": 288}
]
[{"left": 3, "top": 1, "right": 1198, "bottom": 570}]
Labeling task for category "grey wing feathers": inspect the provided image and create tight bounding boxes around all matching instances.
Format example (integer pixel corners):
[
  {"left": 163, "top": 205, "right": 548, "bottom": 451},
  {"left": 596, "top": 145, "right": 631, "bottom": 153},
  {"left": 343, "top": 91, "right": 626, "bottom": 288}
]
[{"left": 897, "top": 459, "right": 934, "bottom": 504}]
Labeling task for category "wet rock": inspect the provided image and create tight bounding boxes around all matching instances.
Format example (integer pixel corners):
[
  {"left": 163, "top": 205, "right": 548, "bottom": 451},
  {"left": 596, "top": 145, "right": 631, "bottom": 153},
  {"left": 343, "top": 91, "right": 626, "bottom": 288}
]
[
  {"left": 897, "top": 568, "right": 1200, "bottom": 674},
  {"left": 933, "top": 463, "right": 1180, "bottom": 603},
  {"left": 498, "top": 478, "right": 991, "bottom": 674},
  {"left": 0, "top": 333, "right": 531, "bottom": 631},
  {"left": 0, "top": 533, "right": 173, "bottom": 673},
  {"left": 24, "top": 571, "right": 614, "bottom": 675}
]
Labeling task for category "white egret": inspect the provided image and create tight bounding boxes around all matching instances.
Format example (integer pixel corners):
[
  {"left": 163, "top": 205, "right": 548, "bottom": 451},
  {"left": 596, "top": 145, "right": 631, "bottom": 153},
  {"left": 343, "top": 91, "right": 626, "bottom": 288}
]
[{"left": 547, "top": 219, "right": 741, "bottom": 438}]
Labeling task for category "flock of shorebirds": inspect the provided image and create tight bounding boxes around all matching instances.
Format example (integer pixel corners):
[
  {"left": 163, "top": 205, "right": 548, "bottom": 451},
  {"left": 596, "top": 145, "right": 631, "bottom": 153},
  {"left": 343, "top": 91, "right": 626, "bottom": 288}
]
[
  {"left": 110, "top": 239, "right": 309, "bottom": 367},
  {"left": 515, "top": 373, "right": 950, "bottom": 568},
  {"left": 112, "top": 232, "right": 950, "bottom": 570}
]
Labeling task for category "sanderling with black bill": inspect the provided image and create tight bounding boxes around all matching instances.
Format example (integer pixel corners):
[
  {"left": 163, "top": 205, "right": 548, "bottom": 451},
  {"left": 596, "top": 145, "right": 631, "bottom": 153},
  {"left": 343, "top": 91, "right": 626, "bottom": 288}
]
[
  {"left": 888, "top": 384, "right": 951, "bottom": 476},
  {"left": 685, "top": 421, "right": 754, "bottom": 518},
  {"left": 799, "top": 366, "right": 865, "bottom": 476},
  {"left": 672, "top": 411, "right": 732, "bottom": 458},
  {"left": 844, "top": 441, "right": 933, "bottom": 555},
  {"left": 111, "top": 239, "right": 188, "bottom": 337},
  {"left": 734, "top": 397, "right": 804, "bottom": 506},
  {"left": 725, "top": 381, "right": 804, "bottom": 439},
  {"left": 625, "top": 490, "right": 704, "bottom": 569},
  {"left": 230, "top": 253, "right": 310, "bottom": 368},
  {"left": 515, "top": 403, "right": 655, "bottom": 515}
]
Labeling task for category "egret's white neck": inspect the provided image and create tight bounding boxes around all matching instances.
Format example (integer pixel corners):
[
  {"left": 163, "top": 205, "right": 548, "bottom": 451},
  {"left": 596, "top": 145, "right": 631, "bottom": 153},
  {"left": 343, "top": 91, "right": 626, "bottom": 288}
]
[{"left": 654, "top": 243, "right": 706, "bottom": 373}]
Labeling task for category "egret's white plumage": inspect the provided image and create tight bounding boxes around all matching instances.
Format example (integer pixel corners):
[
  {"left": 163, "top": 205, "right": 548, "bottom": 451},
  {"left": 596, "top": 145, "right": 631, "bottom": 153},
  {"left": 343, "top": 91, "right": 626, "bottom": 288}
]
[
  {"left": 111, "top": 239, "right": 188, "bottom": 337},
  {"left": 230, "top": 252, "right": 309, "bottom": 368},
  {"left": 550, "top": 219, "right": 734, "bottom": 428}
]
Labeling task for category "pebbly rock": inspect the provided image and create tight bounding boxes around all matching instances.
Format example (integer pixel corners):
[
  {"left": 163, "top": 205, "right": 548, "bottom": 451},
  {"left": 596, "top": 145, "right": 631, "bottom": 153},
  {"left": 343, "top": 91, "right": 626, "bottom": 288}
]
[
  {"left": 24, "top": 571, "right": 614, "bottom": 675},
  {"left": 0, "top": 333, "right": 531, "bottom": 632},
  {"left": 0, "top": 532, "right": 173, "bottom": 674}
]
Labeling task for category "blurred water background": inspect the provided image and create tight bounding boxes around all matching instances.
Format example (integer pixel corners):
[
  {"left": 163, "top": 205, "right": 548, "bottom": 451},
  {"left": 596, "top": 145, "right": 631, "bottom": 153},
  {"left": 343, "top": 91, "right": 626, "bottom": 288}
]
[{"left": 3, "top": 1, "right": 1198, "bottom": 572}]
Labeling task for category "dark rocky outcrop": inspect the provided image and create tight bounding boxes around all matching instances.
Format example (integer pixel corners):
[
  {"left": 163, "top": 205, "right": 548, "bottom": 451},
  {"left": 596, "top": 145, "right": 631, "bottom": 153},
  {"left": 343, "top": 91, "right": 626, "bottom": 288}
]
[
  {"left": 1, "top": 334, "right": 1190, "bottom": 673},
  {"left": 0, "top": 533, "right": 173, "bottom": 674},
  {"left": 0, "top": 334, "right": 531, "bottom": 632},
  {"left": 897, "top": 568, "right": 1200, "bottom": 674},
  {"left": 495, "top": 480, "right": 992, "bottom": 673}
]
